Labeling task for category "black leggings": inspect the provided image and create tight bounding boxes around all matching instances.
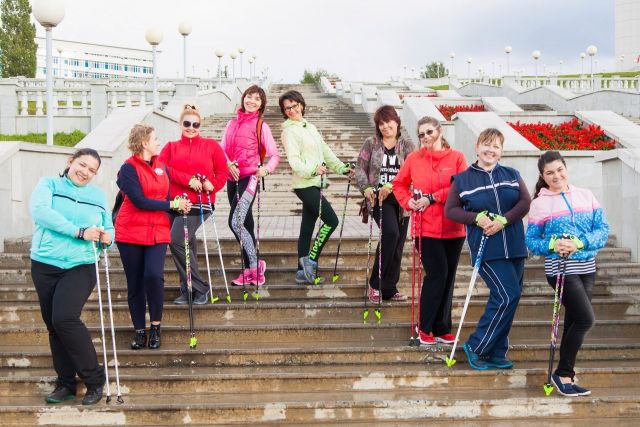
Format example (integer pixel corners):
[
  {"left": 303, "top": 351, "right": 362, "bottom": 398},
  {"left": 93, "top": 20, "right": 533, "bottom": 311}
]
[
  {"left": 417, "top": 236, "right": 465, "bottom": 336},
  {"left": 31, "top": 259, "right": 105, "bottom": 393},
  {"left": 293, "top": 186, "right": 339, "bottom": 268},
  {"left": 546, "top": 273, "right": 595, "bottom": 379},
  {"left": 227, "top": 176, "right": 257, "bottom": 268},
  {"left": 369, "top": 195, "right": 409, "bottom": 299},
  {"left": 117, "top": 242, "right": 167, "bottom": 330}
]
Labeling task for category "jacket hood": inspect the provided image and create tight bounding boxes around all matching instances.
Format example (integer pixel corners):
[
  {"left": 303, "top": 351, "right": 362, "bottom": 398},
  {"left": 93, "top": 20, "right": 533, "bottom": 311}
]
[
  {"left": 235, "top": 108, "right": 260, "bottom": 123},
  {"left": 537, "top": 184, "right": 575, "bottom": 198},
  {"left": 282, "top": 118, "right": 308, "bottom": 129},
  {"left": 419, "top": 146, "right": 454, "bottom": 161}
]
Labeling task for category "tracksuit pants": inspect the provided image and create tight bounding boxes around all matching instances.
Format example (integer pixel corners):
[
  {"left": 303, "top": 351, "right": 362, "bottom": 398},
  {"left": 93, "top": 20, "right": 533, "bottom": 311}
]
[
  {"left": 465, "top": 257, "right": 525, "bottom": 358},
  {"left": 169, "top": 211, "right": 210, "bottom": 295}
]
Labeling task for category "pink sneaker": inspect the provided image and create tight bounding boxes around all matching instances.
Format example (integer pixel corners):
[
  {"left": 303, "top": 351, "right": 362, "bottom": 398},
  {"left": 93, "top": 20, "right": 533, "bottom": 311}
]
[
  {"left": 249, "top": 260, "right": 267, "bottom": 286},
  {"left": 231, "top": 269, "right": 250, "bottom": 286}
]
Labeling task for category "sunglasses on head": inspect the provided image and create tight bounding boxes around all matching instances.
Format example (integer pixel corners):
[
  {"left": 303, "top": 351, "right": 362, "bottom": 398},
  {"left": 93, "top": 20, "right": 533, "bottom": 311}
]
[
  {"left": 418, "top": 129, "right": 436, "bottom": 139},
  {"left": 183, "top": 120, "right": 201, "bottom": 129},
  {"left": 184, "top": 104, "right": 197, "bottom": 110}
]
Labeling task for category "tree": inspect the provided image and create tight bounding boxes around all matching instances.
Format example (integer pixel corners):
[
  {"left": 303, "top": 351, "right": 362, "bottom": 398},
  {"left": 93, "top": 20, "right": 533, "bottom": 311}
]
[
  {"left": 0, "top": 0, "right": 37, "bottom": 77},
  {"left": 300, "top": 68, "right": 333, "bottom": 84},
  {"left": 421, "top": 61, "right": 448, "bottom": 79}
]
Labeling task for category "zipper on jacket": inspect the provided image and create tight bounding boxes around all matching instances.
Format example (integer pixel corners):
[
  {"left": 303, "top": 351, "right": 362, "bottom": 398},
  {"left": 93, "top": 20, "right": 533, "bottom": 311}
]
[{"left": 486, "top": 168, "right": 509, "bottom": 258}]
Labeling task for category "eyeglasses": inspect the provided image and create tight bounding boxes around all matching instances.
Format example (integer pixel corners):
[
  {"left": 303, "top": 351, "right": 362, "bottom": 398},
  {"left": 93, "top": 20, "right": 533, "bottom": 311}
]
[
  {"left": 182, "top": 120, "right": 201, "bottom": 129},
  {"left": 284, "top": 103, "right": 300, "bottom": 112},
  {"left": 418, "top": 129, "right": 436, "bottom": 139}
]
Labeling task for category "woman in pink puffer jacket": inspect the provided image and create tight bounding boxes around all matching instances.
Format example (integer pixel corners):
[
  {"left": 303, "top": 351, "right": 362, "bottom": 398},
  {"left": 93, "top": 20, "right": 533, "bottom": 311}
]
[{"left": 221, "top": 85, "right": 280, "bottom": 286}]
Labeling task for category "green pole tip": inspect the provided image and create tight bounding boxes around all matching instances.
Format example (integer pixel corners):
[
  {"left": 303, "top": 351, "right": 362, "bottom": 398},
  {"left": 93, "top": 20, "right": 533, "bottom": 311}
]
[
  {"left": 211, "top": 296, "right": 219, "bottom": 304},
  {"left": 243, "top": 292, "right": 248, "bottom": 302},
  {"left": 255, "top": 294, "right": 260, "bottom": 302},
  {"left": 543, "top": 384, "right": 554, "bottom": 396},
  {"left": 332, "top": 274, "right": 339, "bottom": 283},
  {"left": 189, "top": 337, "right": 197, "bottom": 349},
  {"left": 226, "top": 295, "right": 232, "bottom": 303},
  {"left": 374, "top": 309, "right": 381, "bottom": 321},
  {"left": 445, "top": 357, "right": 457, "bottom": 368},
  {"left": 314, "top": 277, "right": 322, "bottom": 285}
]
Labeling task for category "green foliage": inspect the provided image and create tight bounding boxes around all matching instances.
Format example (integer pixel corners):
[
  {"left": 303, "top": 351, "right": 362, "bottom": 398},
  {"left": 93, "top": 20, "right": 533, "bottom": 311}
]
[
  {"left": 300, "top": 69, "right": 332, "bottom": 84},
  {"left": 428, "top": 85, "right": 449, "bottom": 90},
  {"left": 0, "top": 130, "right": 86, "bottom": 146},
  {"left": 0, "top": 0, "right": 37, "bottom": 77},
  {"left": 422, "top": 62, "right": 448, "bottom": 79}
]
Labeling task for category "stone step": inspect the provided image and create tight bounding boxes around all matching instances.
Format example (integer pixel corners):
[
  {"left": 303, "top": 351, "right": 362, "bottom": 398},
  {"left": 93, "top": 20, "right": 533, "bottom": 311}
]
[
  {"left": 2, "top": 388, "right": 639, "bottom": 424},
  {"left": 2, "top": 297, "right": 636, "bottom": 327},
  {"left": 1, "top": 318, "right": 638, "bottom": 347},
  {"left": 3, "top": 340, "right": 639, "bottom": 369},
  {"left": 2, "top": 363, "right": 638, "bottom": 397}
]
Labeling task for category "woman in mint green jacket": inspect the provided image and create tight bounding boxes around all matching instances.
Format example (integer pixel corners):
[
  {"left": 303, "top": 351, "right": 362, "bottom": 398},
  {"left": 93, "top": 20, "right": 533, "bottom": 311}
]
[
  {"left": 29, "top": 148, "right": 114, "bottom": 406},
  {"left": 279, "top": 90, "right": 353, "bottom": 284}
]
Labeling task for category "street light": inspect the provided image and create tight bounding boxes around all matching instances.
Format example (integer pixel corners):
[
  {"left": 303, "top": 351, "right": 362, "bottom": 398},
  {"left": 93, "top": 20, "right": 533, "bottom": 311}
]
[
  {"left": 251, "top": 54, "right": 257, "bottom": 80},
  {"left": 33, "top": 0, "right": 65, "bottom": 146},
  {"left": 448, "top": 52, "right": 455, "bottom": 76},
  {"left": 178, "top": 21, "right": 192, "bottom": 81},
  {"left": 532, "top": 50, "right": 541, "bottom": 81},
  {"left": 248, "top": 57, "right": 254, "bottom": 79},
  {"left": 238, "top": 47, "right": 245, "bottom": 78},
  {"left": 587, "top": 45, "right": 597, "bottom": 90},
  {"left": 559, "top": 60, "right": 563, "bottom": 75},
  {"left": 403, "top": 64, "right": 407, "bottom": 78},
  {"left": 579, "top": 52, "right": 586, "bottom": 75},
  {"left": 145, "top": 27, "right": 163, "bottom": 109},
  {"left": 619, "top": 54, "right": 625, "bottom": 71},
  {"left": 504, "top": 45, "right": 512, "bottom": 75},
  {"left": 466, "top": 57, "right": 472, "bottom": 83},
  {"left": 491, "top": 61, "right": 495, "bottom": 77},
  {"left": 230, "top": 51, "right": 238, "bottom": 83},
  {"left": 215, "top": 48, "right": 224, "bottom": 87},
  {"left": 436, "top": 62, "right": 441, "bottom": 79}
]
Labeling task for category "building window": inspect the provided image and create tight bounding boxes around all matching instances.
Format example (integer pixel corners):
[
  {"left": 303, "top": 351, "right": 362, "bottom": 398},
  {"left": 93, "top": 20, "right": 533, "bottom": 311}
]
[
  {"left": 84, "top": 60, "right": 89, "bottom": 68},
  {"left": 53, "top": 57, "right": 59, "bottom": 64}
]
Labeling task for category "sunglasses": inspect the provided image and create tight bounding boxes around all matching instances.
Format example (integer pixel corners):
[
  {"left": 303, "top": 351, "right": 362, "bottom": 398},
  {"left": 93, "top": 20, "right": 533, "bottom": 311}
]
[
  {"left": 284, "top": 103, "right": 300, "bottom": 112},
  {"left": 182, "top": 120, "right": 201, "bottom": 129},
  {"left": 418, "top": 129, "right": 436, "bottom": 139}
]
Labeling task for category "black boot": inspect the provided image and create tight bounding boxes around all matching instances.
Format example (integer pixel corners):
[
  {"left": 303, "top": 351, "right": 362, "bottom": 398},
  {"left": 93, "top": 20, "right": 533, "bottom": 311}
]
[
  {"left": 148, "top": 324, "right": 161, "bottom": 349},
  {"left": 45, "top": 384, "right": 76, "bottom": 403},
  {"left": 82, "top": 386, "right": 103, "bottom": 405},
  {"left": 131, "top": 329, "right": 146, "bottom": 350}
]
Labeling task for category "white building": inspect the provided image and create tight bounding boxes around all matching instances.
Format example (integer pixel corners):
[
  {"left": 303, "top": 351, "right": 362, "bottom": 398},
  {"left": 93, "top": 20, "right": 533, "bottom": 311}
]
[
  {"left": 35, "top": 37, "right": 156, "bottom": 79},
  {"left": 615, "top": 0, "right": 640, "bottom": 71}
]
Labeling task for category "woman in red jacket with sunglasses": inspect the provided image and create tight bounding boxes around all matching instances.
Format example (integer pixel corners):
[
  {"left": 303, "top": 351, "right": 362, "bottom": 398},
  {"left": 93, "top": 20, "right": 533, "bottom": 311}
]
[{"left": 159, "top": 104, "right": 228, "bottom": 305}]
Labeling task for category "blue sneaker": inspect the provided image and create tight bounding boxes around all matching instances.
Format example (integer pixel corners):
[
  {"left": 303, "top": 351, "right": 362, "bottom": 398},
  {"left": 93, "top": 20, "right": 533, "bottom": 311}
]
[
  {"left": 551, "top": 374, "right": 579, "bottom": 396},
  {"left": 571, "top": 382, "right": 591, "bottom": 396},
  {"left": 299, "top": 256, "right": 318, "bottom": 284},
  {"left": 463, "top": 343, "right": 489, "bottom": 370},
  {"left": 485, "top": 356, "right": 514, "bottom": 369}
]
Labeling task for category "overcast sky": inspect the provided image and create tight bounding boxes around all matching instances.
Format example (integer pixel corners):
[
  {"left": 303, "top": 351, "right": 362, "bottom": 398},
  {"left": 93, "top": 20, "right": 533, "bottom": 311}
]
[{"left": 35, "top": 0, "right": 615, "bottom": 82}]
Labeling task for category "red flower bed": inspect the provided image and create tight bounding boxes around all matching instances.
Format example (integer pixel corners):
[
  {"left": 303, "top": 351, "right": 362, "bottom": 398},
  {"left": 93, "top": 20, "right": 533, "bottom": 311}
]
[
  {"left": 436, "top": 104, "right": 485, "bottom": 120},
  {"left": 508, "top": 119, "right": 616, "bottom": 150}
]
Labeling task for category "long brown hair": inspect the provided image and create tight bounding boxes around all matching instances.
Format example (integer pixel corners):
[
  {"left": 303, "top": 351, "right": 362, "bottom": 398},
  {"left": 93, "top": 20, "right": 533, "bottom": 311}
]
[
  {"left": 533, "top": 150, "right": 566, "bottom": 199},
  {"left": 416, "top": 116, "right": 450, "bottom": 150}
]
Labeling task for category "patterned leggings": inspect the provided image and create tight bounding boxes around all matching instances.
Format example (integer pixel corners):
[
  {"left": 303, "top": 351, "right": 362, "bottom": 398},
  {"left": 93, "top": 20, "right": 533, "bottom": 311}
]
[{"left": 227, "top": 175, "right": 258, "bottom": 269}]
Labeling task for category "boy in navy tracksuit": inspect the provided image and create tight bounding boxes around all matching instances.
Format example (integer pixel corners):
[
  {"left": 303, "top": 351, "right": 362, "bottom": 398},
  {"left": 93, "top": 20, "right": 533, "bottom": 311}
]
[{"left": 445, "top": 128, "right": 531, "bottom": 370}]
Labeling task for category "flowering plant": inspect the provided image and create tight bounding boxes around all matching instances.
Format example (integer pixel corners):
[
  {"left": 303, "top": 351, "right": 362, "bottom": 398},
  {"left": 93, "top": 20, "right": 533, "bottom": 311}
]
[
  {"left": 436, "top": 104, "right": 485, "bottom": 120},
  {"left": 508, "top": 119, "right": 616, "bottom": 150}
]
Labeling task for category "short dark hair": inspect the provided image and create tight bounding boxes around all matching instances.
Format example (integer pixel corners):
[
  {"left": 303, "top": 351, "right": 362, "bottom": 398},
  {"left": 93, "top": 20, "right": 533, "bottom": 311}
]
[
  {"left": 241, "top": 85, "right": 267, "bottom": 116},
  {"left": 60, "top": 148, "right": 101, "bottom": 177},
  {"left": 373, "top": 105, "right": 401, "bottom": 139},
  {"left": 278, "top": 90, "right": 306, "bottom": 119}
]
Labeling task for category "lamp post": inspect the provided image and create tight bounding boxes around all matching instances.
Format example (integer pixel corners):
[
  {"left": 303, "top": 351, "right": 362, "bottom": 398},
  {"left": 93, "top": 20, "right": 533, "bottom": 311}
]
[
  {"left": 215, "top": 49, "right": 224, "bottom": 87},
  {"left": 251, "top": 54, "right": 257, "bottom": 80},
  {"left": 579, "top": 52, "right": 586, "bottom": 75},
  {"left": 448, "top": 52, "right": 455, "bottom": 76},
  {"left": 491, "top": 61, "right": 495, "bottom": 78},
  {"left": 619, "top": 54, "right": 625, "bottom": 71},
  {"left": 145, "top": 27, "right": 163, "bottom": 109},
  {"left": 248, "top": 57, "right": 254, "bottom": 80},
  {"left": 403, "top": 64, "right": 407, "bottom": 78},
  {"left": 411, "top": 67, "right": 415, "bottom": 79},
  {"left": 178, "top": 21, "right": 192, "bottom": 81},
  {"left": 230, "top": 51, "right": 237, "bottom": 83},
  {"left": 33, "top": 0, "right": 65, "bottom": 146},
  {"left": 504, "top": 45, "right": 512, "bottom": 75},
  {"left": 532, "top": 50, "right": 541, "bottom": 83},
  {"left": 559, "top": 60, "right": 563, "bottom": 75},
  {"left": 466, "top": 57, "right": 472, "bottom": 83},
  {"left": 586, "top": 45, "right": 597, "bottom": 90},
  {"left": 238, "top": 47, "right": 245, "bottom": 78}
]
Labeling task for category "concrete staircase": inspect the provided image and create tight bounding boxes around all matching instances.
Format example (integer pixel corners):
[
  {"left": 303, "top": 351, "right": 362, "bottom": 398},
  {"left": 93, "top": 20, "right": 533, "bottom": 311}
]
[{"left": 1, "top": 84, "right": 640, "bottom": 424}]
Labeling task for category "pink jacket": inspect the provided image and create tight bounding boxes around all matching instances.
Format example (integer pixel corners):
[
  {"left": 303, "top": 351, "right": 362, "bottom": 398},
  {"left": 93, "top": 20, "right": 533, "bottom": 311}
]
[{"left": 221, "top": 109, "right": 280, "bottom": 179}]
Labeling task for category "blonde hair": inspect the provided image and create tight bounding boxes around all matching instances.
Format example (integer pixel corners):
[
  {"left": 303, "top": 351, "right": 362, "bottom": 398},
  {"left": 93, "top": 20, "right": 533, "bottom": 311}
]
[
  {"left": 180, "top": 104, "right": 202, "bottom": 123},
  {"left": 128, "top": 123, "right": 155, "bottom": 154},
  {"left": 476, "top": 128, "right": 504, "bottom": 147},
  {"left": 416, "top": 116, "right": 450, "bottom": 150}
]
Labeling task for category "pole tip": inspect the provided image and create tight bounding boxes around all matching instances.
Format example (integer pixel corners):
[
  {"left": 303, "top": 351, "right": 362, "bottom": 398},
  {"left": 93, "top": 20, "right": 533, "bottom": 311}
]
[
  {"left": 543, "top": 384, "right": 554, "bottom": 396},
  {"left": 189, "top": 337, "right": 197, "bottom": 349},
  {"left": 445, "top": 356, "right": 457, "bottom": 368},
  {"left": 332, "top": 274, "right": 339, "bottom": 283}
]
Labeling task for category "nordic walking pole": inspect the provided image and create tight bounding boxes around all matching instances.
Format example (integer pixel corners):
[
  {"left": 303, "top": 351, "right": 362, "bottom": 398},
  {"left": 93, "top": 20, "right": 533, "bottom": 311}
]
[
  {"left": 100, "top": 244, "right": 124, "bottom": 403},
  {"left": 375, "top": 196, "right": 383, "bottom": 324},
  {"left": 232, "top": 162, "right": 249, "bottom": 303},
  {"left": 91, "top": 242, "right": 112, "bottom": 401},
  {"left": 409, "top": 209, "right": 418, "bottom": 346},
  {"left": 255, "top": 175, "right": 261, "bottom": 303},
  {"left": 331, "top": 162, "right": 354, "bottom": 283},
  {"left": 205, "top": 190, "right": 231, "bottom": 303},
  {"left": 313, "top": 162, "right": 327, "bottom": 285},
  {"left": 544, "top": 255, "right": 568, "bottom": 396},
  {"left": 196, "top": 175, "right": 218, "bottom": 304},
  {"left": 182, "top": 193, "right": 197, "bottom": 349},
  {"left": 445, "top": 234, "right": 488, "bottom": 367},
  {"left": 362, "top": 205, "right": 374, "bottom": 323},
  {"left": 414, "top": 190, "right": 424, "bottom": 340}
]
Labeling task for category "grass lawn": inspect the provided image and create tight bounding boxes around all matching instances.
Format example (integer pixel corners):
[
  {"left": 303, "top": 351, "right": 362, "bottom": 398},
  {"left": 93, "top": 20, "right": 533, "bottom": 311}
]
[
  {"left": 428, "top": 85, "right": 449, "bottom": 90},
  {"left": 0, "top": 130, "right": 86, "bottom": 147}
]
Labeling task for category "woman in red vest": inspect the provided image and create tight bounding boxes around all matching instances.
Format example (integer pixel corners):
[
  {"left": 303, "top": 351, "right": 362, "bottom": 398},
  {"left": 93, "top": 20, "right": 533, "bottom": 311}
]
[{"left": 115, "top": 124, "right": 191, "bottom": 350}]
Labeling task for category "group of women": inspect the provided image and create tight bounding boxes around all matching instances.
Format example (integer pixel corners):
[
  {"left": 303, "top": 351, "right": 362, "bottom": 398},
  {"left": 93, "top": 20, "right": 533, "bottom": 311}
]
[{"left": 29, "top": 86, "right": 608, "bottom": 405}]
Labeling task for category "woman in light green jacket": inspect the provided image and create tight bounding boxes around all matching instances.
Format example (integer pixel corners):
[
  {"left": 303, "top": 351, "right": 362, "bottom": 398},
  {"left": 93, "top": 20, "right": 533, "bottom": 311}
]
[{"left": 279, "top": 90, "right": 353, "bottom": 285}]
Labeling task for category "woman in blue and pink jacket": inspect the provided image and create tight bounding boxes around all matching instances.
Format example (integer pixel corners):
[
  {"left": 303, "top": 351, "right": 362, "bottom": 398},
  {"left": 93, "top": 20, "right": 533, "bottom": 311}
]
[
  {"left": 526, "top": 150, "right": 608, "bottom": 397},
  {"left": 222, "top": 85, "right": 280, "bottom": 286}
]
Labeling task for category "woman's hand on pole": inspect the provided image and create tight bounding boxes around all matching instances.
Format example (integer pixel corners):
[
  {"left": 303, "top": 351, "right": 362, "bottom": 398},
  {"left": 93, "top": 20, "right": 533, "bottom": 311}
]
[
  {"left": 483, "top": 219, "right": 504, "bottom": 236},
  {"left": 83, "top": 226, "right": 102, "bottom": 242},
  {"left": 99, "top": 230, "right": 112, "bottom": 245},
  {"left": 189, "top": 177, "right": 203, "bottom": 192},
  {"left": 378, "top": 187, "right": 391, "bottom": 205},
  {"left": 228, "top": 163, "right": 240, "bottom": 181},
  {"left": 202, "top": 179, "right": 214, "bottom": 192},
  {"left": 315, "top": 164, "right": 328, "bottom": 176},
  {"left": 257, "top": 166, "right": 268, "bottom": 178}
]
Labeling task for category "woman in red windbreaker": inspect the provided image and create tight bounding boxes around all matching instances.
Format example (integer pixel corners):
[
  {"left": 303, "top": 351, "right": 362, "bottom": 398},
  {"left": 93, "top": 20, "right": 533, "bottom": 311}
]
[
  {"left": 392, "top": 116, "right": 467, "bottom": 346},
  {"left": 159, "top": 104, "right": 228, "bottom": 306},
  {"left": 115, "top": 124, "right": 191, "bottom": 350}
]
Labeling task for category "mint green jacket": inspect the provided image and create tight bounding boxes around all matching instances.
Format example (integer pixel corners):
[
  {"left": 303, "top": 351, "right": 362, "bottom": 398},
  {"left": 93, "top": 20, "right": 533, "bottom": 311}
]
[
  {"left": 30, "top": 176, "right": 114, "bottom": 270},
  {"left": 281, "top": 118, "right": 348, "bottom": 189}
]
